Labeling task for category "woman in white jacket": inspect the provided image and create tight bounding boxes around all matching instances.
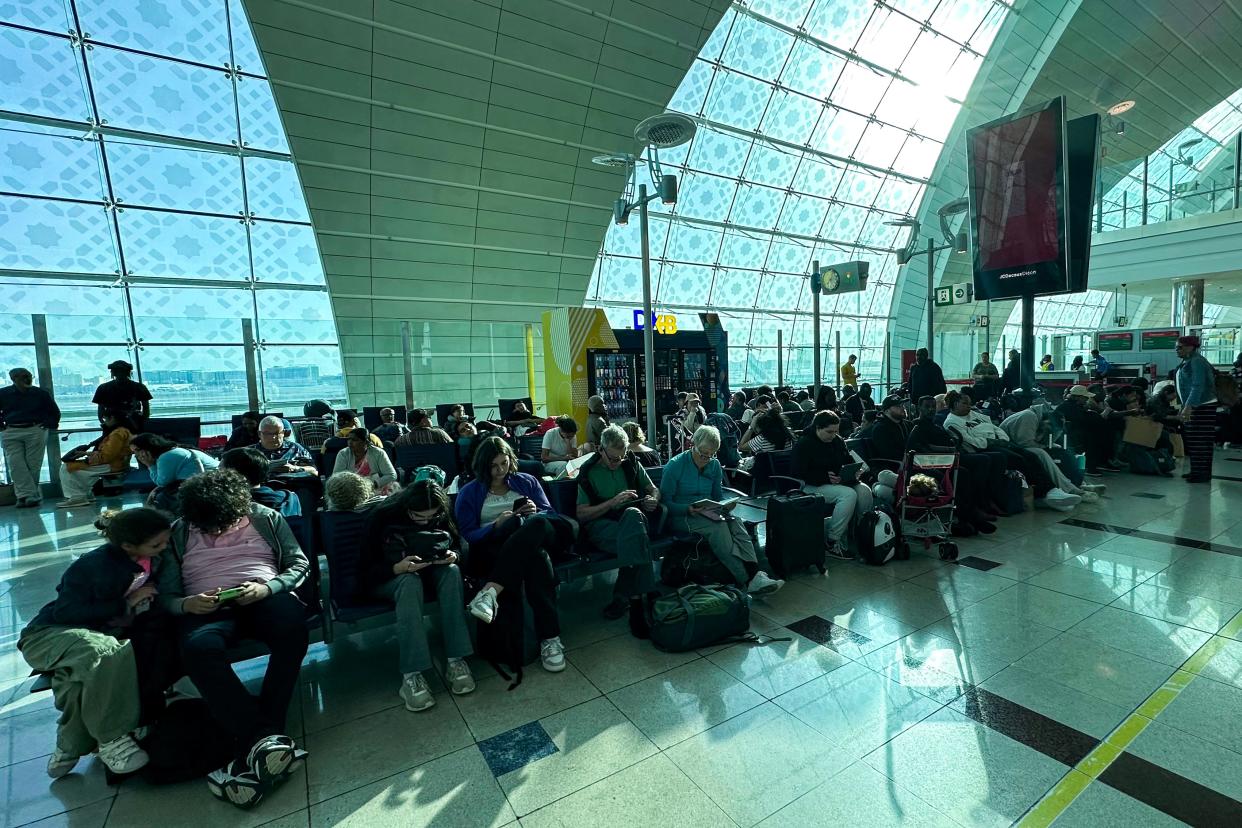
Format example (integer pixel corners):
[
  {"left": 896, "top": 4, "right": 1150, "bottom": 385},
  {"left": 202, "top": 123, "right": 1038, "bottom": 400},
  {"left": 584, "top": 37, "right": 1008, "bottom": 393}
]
[{"left": 333, "top": 428, "right": 400, "bottom": 495}]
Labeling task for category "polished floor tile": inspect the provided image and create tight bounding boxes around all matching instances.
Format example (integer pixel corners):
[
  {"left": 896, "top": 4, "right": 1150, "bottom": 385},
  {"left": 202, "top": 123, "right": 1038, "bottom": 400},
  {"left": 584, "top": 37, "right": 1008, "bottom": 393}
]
[
  {"left": 756, "top": 760, "right": 958, "bottom": 827},
  {"left": 451, "top": 662, "right": 600, "bottom": 742},
  {"left": 1111, "top": 581, "right": 1242, "bottom": 635},
  {"left": 565, "top": 629, "right": 701, "bottom": 694},
  {"left": 922, "top": 602, "right": 1063, "bottom": 664},
  {"left": 107, "top": 768, "right": 308, "bottom": 828},
  {"left": 0, "top": 753, "right": 115, "bottom": 828},
  {"left": 1051, "top": 779, "right": 1188, "bottom": 827},
  {"left": 1067, "top": 606, "right": 1211, "bottom": 668},
  {"left": 1025, "top": 564, "right": 1144, "bottom": 605},
  {"left": 1014, "top": 634, "right": 1175, "bottom": 710},
  {"left": 705, "top": 626, "right": 851, "bottom": 699},
  {"left": 962, "top": 665, "right": 1129, "bottom": 741},
  {"left": 829, "top": 581, "right": 957, "bottom": 628},
  {"left": 973, "top": 583, "right": 1102, "bottom": 631}
]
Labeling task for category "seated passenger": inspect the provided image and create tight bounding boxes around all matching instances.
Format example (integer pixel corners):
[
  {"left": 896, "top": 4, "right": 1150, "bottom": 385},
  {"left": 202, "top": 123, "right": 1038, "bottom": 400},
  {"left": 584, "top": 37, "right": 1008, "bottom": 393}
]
[
  {"left": 796, "top": 389, "right": 815, "bottom": 411},
  {"left": 866, "top": 396, "right": 911, "bottom": 465},
  {"left": 854, "top": 409, "right": 879, "bottom": 439},
  {"left": 792, "top": 411, "right": 874, "bottom": 558},
  {"left": 1056, "top": 385, "right": 1122, "bottom": 476},
  {"left": 19, "top": 508, "right": 173, "bottom": 777},
  {"left": 778, "top": 391, "right": 801, "bottom": 415},
  {"left": 225, "top": 412, "right": 261, "bottom": 451},
  {"left": 455, "top": 437, "right": 569, "bottom": 673},
  {"left": 659, "top": 425, "right": 782, "bottom": 594},
  {"left": 372, "top": 408, "right": 409, "bottom": 444},
  {"left": 908, "top": 396, "right": 1001, "bottom": 530},
  {"left": 323, "top": 471, "right": 384, "bottom": 512},
  {"left": 738, "top": 408, "right": 795, "bottom": 469},
  {"left": 253, "top": 416, "right": 316, "bottom": 477},
  {"left": 130, "top": 433, "right": 219, "bottom": 514},
  {"left": 503, "top": 400, "right": 541, "bottom": 433},
  {"left": 1000, "top": 397, "right": 1095, "bottom": 502},
  {"left": 334, "top": 428, "right": 400, "bottom": 496},
  {"left": 220, "top": 448, "right": 301, "bottom": 516},
  {"left": 541, "top": 416, "right": 579, "bottom": 476},
  {"left": 360, "top": 481, "right": 475, "bottom": 711},
  {"left": 585, "top": 396, "right": 610, "bottom": 449},
  {"left": 323, "top": 409, "right": 382, "bottom": 453},
  {"left": 156, "top": 470, "right": 309, "bottom": 807},
  {"left": 57, "top": 411, "right": 137, "bottom": 509},
  {"left": 576, "top": 425, "right": 662, "bottom": 619},
  {"left": 1147, "top": 383, "right": 1183, "bottom": 431},
  {"left": 725, "top": 391, "right": 748, "bottom": 421},
  {"left": 622, "top": 421, "right": 660, "bottom": 468},
  {"left": 742, "top": 394, "right": 775, "bottom": 425},
  {"left": 394, "top": 408, "right": 452, "bottom": 446},
  {"left": 845, "top": 383, "right": 877, "bottom": 421}
]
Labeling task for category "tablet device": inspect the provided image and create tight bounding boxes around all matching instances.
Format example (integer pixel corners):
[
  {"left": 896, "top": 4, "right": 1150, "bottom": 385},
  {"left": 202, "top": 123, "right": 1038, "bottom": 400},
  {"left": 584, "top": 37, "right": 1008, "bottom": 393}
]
[{"left": 838, "top": 462, "right": 863, "bottom": 485}]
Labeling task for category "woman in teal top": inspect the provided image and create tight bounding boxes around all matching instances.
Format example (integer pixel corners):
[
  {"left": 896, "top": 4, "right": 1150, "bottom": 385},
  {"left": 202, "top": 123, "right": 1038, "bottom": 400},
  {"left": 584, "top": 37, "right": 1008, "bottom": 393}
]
[
  {"left": 659, "top": 425, "right": 782, "bottom": 595},
  {"left": 129, "top": 433, "right": 219, "bottom": 513}
]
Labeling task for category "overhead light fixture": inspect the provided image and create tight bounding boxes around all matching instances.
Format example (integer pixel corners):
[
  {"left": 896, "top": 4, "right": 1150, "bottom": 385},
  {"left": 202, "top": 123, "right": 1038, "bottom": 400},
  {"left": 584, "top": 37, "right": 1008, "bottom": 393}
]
[
  {"left": 634, "top": 112, "right": 697, "bottom": 149},
  {"left": 1176, "top": 137, "right": 1203, "bottom": 165},
  {"left": 936, "top": 198, "right": 968, "bottom": 251},
  {"left": 1108, "top": 100, "right": 1135, "bottom": 115},
  {"left": 883, "top": 217, "right": 919, "bottom": 265}
]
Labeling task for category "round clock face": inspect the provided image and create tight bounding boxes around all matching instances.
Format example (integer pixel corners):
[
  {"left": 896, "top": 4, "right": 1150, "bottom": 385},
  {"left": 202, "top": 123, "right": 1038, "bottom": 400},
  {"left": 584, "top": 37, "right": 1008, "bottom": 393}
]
[{"left": 824, "top": 269, "right": 840, "bottom": 291}]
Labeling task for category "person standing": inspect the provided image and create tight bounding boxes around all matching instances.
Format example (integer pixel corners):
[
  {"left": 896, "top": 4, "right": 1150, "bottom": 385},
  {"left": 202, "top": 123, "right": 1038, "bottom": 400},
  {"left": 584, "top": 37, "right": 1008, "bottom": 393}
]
[
  {"left": 1175, "top": 335, "right": 1217, "bottom": 483},
  {"left": 1002, "top": 350, "right": 1021, "bottom": 392},
  {"left": 92, "top": 360, "right": 151, "bottom": 425},
  {"left": 908, "top": 348, "right": 946, "bottom": 402},
  {"left": 1086, "top": 349, "right": 1112, "bottom": 379},
  {"left": 840, "top": 354, "right": 859, "bottom": 390},
  {"left": 1, "top": 368, "right": 60, "bottom": 508}
]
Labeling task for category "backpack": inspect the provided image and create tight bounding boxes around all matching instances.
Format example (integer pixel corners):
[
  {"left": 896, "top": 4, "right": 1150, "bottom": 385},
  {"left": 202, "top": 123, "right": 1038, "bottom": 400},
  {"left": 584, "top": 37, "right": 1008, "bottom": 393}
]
[
  {"left": 643, "top": 584, "right": 752, "bottom": 652},
  {"left": 275, "top": 488, "right": 302, "bottom": 518},
  {"left": 854, "top": 508, "right": 897, "bottom": 566},
  {"left": 413, "top": 465, "right": 446, "bottom": 487},
  {"left": 705, "top": 413, "right": 741, "bottom": 468},
  {"left": 1122, "top": 443, "right": 1175, "bottom": 475}
]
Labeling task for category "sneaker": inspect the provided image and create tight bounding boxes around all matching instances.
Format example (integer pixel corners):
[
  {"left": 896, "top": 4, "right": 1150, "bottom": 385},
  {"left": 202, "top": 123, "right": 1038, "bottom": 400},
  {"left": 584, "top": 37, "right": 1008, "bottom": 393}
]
[
  {"left": 96, "top": 734, "right": 149, "bottom": 774},
  {"left": 1084, "top": 469, "right": 1103, "bottom": 478},
  {"left": 16, "top": 499, "right": 39, "bottom": 509},
  {"left": 469, "top": 587, "right": 498, "bottom": 624},
  {"left": 746, "top": 570, "right": 784, "bottom": 595},
  {"left": 400, "top": 672, "right": 435, "bottom": 711},
  {"left": 446, "top": 658, "right": 475, "bottom": 695},
  {"left": 825, "top": 540, "right": 853, "bottom": 560},
  {"left": 540, "top": 637, "right": 566, "bottom": 672},
  {"left": 207, "top": 759, "right": 265, "bottom": 809},
  {"left": 46, "top": 749, "right": 80, "bottom": 779},
  {"left": 246, "top": 734, "right": 300, "bottom": 783},
  {"left": 972, "top": 520, "right": 997, "bottom": 534},
  {"left": 1043, "top": 487, "right": 1081, "bottom": 508},
  {"left": 56, "top": 496, "right": 93, "bottom": 509}
]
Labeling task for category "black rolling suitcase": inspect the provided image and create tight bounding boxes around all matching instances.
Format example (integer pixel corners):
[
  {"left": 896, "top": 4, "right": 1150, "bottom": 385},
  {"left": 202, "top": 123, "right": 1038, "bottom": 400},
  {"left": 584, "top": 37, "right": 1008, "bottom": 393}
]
[{"left": 764, "top": 492, "right": 827, "bottom": 577}]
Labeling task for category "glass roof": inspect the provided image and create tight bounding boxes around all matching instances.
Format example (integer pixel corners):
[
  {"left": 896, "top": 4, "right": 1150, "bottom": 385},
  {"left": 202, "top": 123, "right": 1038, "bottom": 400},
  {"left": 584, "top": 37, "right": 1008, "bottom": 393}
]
[
  {"left": 0, "top": 0, "right": 342, "bottom": 428},
  {"left": 587, "top": 0, "right": 1010, "bottom": 385}
]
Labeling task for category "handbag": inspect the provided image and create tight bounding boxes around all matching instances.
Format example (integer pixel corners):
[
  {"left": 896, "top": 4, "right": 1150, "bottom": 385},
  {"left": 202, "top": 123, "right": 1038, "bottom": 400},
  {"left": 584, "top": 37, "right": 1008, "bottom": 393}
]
[{"left": 1122, "top": 416, "right": 1163, "bottom": 449}]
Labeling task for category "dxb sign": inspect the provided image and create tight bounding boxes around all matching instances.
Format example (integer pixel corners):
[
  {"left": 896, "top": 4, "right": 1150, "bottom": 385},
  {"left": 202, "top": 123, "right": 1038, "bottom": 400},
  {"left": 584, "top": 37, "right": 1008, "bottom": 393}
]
[{"left": 633, "top": 310, "right": 678, "bottom": 334}]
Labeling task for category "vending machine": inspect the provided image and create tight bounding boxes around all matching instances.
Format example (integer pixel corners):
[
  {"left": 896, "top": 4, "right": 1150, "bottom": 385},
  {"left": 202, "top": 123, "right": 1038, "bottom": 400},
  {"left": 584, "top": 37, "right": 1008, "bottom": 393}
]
[{"left": 587, "top": 330, "right": 722, "bottom": 420}]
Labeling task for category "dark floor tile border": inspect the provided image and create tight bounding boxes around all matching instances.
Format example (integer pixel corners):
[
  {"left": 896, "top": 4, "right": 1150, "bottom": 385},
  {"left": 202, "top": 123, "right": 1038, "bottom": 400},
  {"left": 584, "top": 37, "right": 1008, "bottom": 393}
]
[
  {"left": 476, "top": 720, "right": 557, "bottom": 778},
  {"left": 1099, "top": 750, "right": 1242, "bottom": 825},
  {"left": 1214, "top": 475, "right": 1242, "bottom": 482},
  {"left": 957, "top": 687, "right": 1097, "bottom": 767},
  {"left": 956, "top": 556, "right": 1002, "bottom": 571},
  {"left": 786, "top": 615, "right": 871, "bottom": 650},
  {"left": 1059, "top": 518, "right": 1242, "bottom": 558},
  {"left": 1131, "top": 493, "right": 1166, "bottom": 499}
]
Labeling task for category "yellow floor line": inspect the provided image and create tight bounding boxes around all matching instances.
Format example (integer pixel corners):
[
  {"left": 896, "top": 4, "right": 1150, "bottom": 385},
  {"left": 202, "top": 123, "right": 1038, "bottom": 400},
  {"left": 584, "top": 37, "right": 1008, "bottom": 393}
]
[{"left": 1016, "top": 608, "right": 1242, "bottom": 827}]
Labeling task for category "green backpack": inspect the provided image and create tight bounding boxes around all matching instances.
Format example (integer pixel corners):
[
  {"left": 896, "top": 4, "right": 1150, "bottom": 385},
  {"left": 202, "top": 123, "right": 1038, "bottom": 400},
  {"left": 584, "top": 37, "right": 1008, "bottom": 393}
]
[{"left": 644, "top": 584, "right": 753, "bottom": 652}]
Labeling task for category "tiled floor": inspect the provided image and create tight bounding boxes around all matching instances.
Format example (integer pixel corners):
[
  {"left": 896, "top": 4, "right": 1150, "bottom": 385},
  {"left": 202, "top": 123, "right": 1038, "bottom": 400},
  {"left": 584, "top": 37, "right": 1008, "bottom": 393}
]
[{"left": 3, "top": 454, "right": 1242, "bottom": 826}]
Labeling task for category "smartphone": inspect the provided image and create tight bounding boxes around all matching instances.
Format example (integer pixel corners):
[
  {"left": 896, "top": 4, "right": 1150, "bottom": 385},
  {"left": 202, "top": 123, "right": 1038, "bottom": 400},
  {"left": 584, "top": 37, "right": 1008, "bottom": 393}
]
[
  {"left": 514, "top": 496, "right": 533, "bottom": 510},
  {"left": 215, "top": 586, "right": 245, "bottom": 603}
]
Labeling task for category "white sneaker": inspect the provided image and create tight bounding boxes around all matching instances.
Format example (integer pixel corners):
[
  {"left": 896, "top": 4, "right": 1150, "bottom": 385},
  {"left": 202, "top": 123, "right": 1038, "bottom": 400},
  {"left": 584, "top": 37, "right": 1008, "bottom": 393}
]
[
  {"left": 446, "top": 658, "right": 475, "bottom": 695},
  {"left": 747, "top": 570, "right": 784, "bottom": 595},
  {"left": 96, "top": 734, "right": 148, "bottom": 774},
  {"left": 469, "top": 587, "right": 498, "bottom": 624},
  {"left": 400, "top": 672, "right": 435, "bottom": 711},
  {"left": 1039, "top": 487, "right": 1081, "bottom": 511},
  {"left": 46, "top": 749, "right": 80, "bottom": 778},
  {"left": 540, "top": 637, "right": 566, "bottom": 672}
]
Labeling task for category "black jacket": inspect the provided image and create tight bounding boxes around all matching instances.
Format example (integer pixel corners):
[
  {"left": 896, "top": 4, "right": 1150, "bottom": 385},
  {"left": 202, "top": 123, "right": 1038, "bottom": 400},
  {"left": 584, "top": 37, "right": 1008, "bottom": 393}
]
[
  {"left": 25, "top": 543, "right": 158, "bottom": 635},
  {"left": 359, "top": 505, "right": 460, "bottom": 597},
  {"left": 1002, "top": 360, "right": 1021, "bottom": 392},
  {"left": 869, "top": 416, "right": 912, "bottom": 463},
  {"left": 908, "top": 417, "right": 958, "bottom": 452},
  {"left": 792, "top": 433, "right": 851, "bottom": 486},
  {"left": 909, "top": 359, "right": 947, "bottom": 401}
]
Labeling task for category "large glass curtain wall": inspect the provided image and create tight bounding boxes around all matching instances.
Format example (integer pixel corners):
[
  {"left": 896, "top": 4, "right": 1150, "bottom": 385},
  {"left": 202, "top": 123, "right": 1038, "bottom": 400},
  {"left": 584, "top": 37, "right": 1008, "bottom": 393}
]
[
  {"left": 0, "top": 0, "right": 344, "bottom": 438},
  {"left": 587, "top": 0, "right": 1010, "bottom": 388}
]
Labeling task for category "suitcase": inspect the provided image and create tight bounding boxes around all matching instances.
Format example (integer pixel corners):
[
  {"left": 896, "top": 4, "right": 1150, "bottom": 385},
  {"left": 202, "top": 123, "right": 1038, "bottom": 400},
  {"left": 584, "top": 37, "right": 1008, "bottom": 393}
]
[{"left": 764, "top": 492, "right": 827, "bottom": 577}]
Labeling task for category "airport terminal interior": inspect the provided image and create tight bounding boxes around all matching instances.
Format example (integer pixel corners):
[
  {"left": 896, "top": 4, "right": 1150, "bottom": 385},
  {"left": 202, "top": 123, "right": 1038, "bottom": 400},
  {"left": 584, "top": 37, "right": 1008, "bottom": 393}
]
[{"left": 4, "top": 0, "right": 1242, "bottom": 825}]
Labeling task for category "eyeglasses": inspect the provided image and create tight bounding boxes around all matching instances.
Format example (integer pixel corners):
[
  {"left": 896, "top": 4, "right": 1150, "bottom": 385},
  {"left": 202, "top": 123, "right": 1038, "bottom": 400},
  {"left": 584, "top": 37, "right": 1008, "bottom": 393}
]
[
  {"left": 694, "top": 447, "right": 718, "bottom": 460},
  {"left": 259, "top": 429, "right": 282, "bottom": 436},
  {"left": 603, "top": 450, "right": 625, "bottom": 463}
]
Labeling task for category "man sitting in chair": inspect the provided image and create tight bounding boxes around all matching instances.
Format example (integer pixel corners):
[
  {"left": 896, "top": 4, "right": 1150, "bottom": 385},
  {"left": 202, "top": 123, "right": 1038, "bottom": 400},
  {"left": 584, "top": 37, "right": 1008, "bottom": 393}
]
[
  {"left": 253, "top": 416, "right": 317, "bottom": 477},
  {"left": 502, "top": 400, "right": 541, "bottom": 433},
  {"left": 575, "top": 425, "right": 663, "bottom": 620}
]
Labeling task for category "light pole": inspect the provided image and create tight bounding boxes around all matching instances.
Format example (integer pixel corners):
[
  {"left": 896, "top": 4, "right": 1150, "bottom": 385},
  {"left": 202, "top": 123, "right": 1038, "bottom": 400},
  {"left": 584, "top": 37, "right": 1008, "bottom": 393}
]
[{"left": 886, "top": 200, "right": 968, "bottom": 366}]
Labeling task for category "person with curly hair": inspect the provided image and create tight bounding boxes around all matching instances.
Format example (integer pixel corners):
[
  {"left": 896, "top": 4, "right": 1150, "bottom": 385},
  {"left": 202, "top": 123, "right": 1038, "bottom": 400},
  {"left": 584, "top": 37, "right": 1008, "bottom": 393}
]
[
  {"left": 360, "top": 481, "right": 475, "bottom": 711},
  {"left": 155, "top": 468, "right": 309, "bottom": 808},
  {"left": 323, "top": 471, "right": 382, "bottom": 511}
]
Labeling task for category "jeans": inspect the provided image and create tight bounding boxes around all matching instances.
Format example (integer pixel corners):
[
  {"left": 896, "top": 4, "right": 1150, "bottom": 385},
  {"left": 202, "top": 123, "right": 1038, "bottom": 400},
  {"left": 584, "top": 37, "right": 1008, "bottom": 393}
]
[
  {"left": 60, "top": 463, "right": 112, "bottom": 499},
  {"left": 801, "top": 482, "right": 873, "bottom": 547},
  {"left": 582, "top": 507, "right": 658, "bottom": 598},
  {"left": 18, "top": 625, "right": 141, "bottom": 755},
  {"left": 467, "top": 516, "right": 561, "bottom": 640},
  {"left": 375, "top": 564, "right": 472, "bottom": 675},
  {"left": 668, "top": 512, "right": 762, "bottom": 585},
  {"left": 179, "top": 590, "right": 308, "bottom": 757},
  {"left": 2, "top": 425, "right": 46, "bottom": 501}
]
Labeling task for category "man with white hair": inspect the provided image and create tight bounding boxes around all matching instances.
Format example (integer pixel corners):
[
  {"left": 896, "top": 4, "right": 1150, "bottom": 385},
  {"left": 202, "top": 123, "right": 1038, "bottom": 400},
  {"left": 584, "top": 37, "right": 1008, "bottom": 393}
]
[
  {"left": 576, "top": 425, "right": 663, "bottom": 619},
  {"left": 253, "top": 415, "right": 316, "bottom": 475},
  {"left": 372, "top": 408, "right": 408, "bottom": 443}
]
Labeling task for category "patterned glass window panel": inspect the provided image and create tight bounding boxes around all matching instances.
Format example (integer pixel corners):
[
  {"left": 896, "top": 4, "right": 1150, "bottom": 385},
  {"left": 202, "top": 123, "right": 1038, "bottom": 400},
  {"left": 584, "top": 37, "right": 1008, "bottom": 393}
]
[
  {"left": 829, "top": 63, "right": 893, "bottom": 121},
  {"left": 107, "top": 139, "right": 243, "bottom": 214},
  {"left": 695, "top": 10, "right": 735, "bottom": 64},
  {"left": 77, "top": 0, "right": 230, "bottom": 66},
  {"left": 656, "top": 263, "right": 714, "bottom": 305},
  {"left": 709, "top": 267, "right": 760, "bottom": 308},
  {"left": 941, "top": 48, "right": 982, "bottom": 102},
  {"left": 911, "top": 95, "right": 962, "bottom": 144},
  {"left": 256, "top": 288, "right": 338, "bottom": 344},
  {"left": 890, "top": 0, "right": 939, "bottom": 21},
  {"left": 809, "top": 107, "right": 869, "bottom": 163},
  {"left": 857, "top": 211, "right": 900, "bottom": 248},
  {"left": 719, "top": 11, "right": 794, "bottom": 82},
  {"left": 0, "top": 310, "right": 33, "bottom": 342},
  {"left": 140, "top": 344, "right": 250, "bottom": 416},
  {"left": 837, "top": 169, "right": 884, "bottom": 211},
  {"left": 730, "top": 182, "right": 784, "bottom": 229},
  {"left": 930, "top": 0, "right": 991, "bottom": 45},
  {"left": 969, "top": 2, "right": 1007, "bottom": 54},
  {"left": 235, "top": 75, "right": 290, "bottom": 153},
  {"left": 119, "top": 209, "right": 250, "bottom": 280},
  {"left": 244, "top": 157, "right": 310, "bottom": 221},
  {"left": 261, "top": 344, "right": 346, "bottom": 406},
  {"left": 227, "top": 0, "right": 265, "bottom": 74},
  {"left": 673, "top": 171, "right": 734, "bottom": 222},
  {"left": 853, "top": 7, "right": 923, "bottom": 74},
  {"left": 890, "top": 134, "right": 942, "bottom": 178},
  {"left": 901, "top": 32, "right": 962, "bottom": 99},
  {"left": 0, "top": 196, "right": 119, "bottom": 274},
  {"left": 0, "top": 125, "right": 106, "bottom": 201},
  {"left": 765, "top": 239, "right": 813, "bottom": 275},
  {"left": 11, "top": 280, "right": 130, "bottom": 342},
  {"left": 745, "top": 0, "right": 815, "bottom": 28},
  {"left": 668, "top": 59, "right": 715, "bottom": 116},
  {"left": 0, "top": 345, "right": 38, "bottom": 377},
  {"left": 872, "top": 176, "right": 924, "bottom": 215},
  {"left": 820, "top": 202, "right": 864, "bottom": 241},
  {"left": 0, "top": 27, "right": 92, "bottom": 123},
  {"left": 89, "top": 46, "right": 238, "bottom": 145},
  {"left": 664, "top": 222, "right": 723, "bottom": 266},
  {"left": 857, "top": 120, "right": 908, "bottom": 173},
  {"left": 804, "top": 0, "right": 873, "bottom": 51},
  {"left": 796, "top": 156, "right": 847, "bottom": 199},
  {"left": 130, "top": 285, "right": 253, "bottom": 343},
  {"left": 717, "top": 232, "right": 767, "bottom": 270},
  {"left": 595, "top": 257, "right": 642, "bottom": 302},
  {"left": 250, "top": 221, "right": 325, "bottom": 285},
  {"left": 0, "top": 0, "right": 72, "bottom": 30},
  {"left": 780, "top": 39, "right": 845, "bottom": 103},
  {"left": 743, "top": 142, "right": 800, "bottom": 189},
  {"left": 759, "top": 88, "right": 824, "bottom": 147},
  {"left": 689, "top": 128, "right": 751, "bottom": 177},
  {"left": 754, "top": 273, "right": 801, "bottom": 314},
  {"left": 702, "top": 68, "right": 771, "bottom": 131},
  {"left": 777, "top": 191, "right": 831, "bottom": 239}
]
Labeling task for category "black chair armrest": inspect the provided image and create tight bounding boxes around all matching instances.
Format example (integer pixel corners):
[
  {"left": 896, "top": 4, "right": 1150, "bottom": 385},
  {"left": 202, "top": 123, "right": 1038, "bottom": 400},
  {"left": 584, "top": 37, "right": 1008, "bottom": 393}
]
[{"left": 770, "top": 474, "right": 805, "bottom": 495}]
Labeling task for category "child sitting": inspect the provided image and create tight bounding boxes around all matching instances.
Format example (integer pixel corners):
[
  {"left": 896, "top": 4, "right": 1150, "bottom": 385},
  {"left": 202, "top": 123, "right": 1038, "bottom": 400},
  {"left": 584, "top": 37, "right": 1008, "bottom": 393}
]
[{"left": 18, "top": 507, "right": 173, "bottom": 778}]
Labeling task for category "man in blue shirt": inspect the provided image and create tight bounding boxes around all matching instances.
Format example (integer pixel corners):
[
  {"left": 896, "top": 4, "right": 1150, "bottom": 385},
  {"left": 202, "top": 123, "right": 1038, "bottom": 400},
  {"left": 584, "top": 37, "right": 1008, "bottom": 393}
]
[
  {"left": 1087, "top": 349, "right": 1111, "bottom": 378},
  {"left": 0, "top": 368, "right": 60, "bottom": 507},
  {"left": 254, "top": 415, "right": 316, "bottom": 476}
]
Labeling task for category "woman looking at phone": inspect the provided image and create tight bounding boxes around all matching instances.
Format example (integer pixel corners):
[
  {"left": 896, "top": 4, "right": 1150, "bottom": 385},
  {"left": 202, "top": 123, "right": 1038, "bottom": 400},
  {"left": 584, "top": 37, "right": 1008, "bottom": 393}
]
[
  {"left": 455, "top": 437, "right": 569, "bottom": 673},
  {"left": 156, "top": 468, "right": 309, "bottom": 808},
  {"left": 360, "top": 480, "right": 475, "bottom": 712}
]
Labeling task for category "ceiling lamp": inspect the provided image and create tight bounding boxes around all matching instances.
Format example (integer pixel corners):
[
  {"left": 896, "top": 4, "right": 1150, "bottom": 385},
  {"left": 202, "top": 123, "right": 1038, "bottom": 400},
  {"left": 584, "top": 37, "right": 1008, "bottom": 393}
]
[{"left": 1107, "top": 100, "right": 1136, "bottom": 115}]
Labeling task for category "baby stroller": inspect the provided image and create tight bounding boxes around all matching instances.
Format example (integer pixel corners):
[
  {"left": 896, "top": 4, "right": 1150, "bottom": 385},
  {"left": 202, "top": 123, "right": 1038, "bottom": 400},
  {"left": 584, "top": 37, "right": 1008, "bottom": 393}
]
[{"left": 893, "top": 451, "right": 960, "bottom": 561}]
